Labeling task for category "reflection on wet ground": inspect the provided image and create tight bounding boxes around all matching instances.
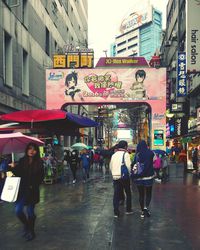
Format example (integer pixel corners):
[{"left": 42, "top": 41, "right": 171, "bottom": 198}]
[{"left": 0, "top": 163, "right": 200, "bottom": 250}]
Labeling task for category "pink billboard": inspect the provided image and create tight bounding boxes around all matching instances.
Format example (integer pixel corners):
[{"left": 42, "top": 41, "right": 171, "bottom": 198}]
[{"left": 46, "top": 68, "right": 166, "bottom": 149}]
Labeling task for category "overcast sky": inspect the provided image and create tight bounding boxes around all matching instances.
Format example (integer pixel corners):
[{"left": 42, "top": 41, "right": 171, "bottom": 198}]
[{"left": 88, "top": 0, "right": 168, "bottom": 63}]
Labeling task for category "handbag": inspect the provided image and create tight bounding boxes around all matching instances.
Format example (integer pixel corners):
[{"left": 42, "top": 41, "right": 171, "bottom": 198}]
[
  {"left": 121, "top": 152, "right": 129, "bottom": 179},
  {"left": 1, "top": 177, "right": 21, "bottom": 202},
  {"left": 132, "top": 154, "right": 145, "bottom": 177}
]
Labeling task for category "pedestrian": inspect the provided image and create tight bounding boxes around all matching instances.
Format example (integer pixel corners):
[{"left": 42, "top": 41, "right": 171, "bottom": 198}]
[
  {"left": 69, "top": 150, "right": 79, "bottom": 184},
  {"left": 153, "top": 153, "right": 162, "bottom": 181},
  {"left": 93, "top": 151, "right": 100, "bottom": 170},
  {"left": 80, "top": 149, "right": 90, "bottom": 182},
  {"left": 192, "top": 148, "right": 198, "bottom": 173},
  {"left": 109, "top": 140, "right": 133, "bottom": 218},
  {"left": 9, "top": 143, "right": 44, "bottom": 241},
  {"left": 131, "top": 140, "right": 154, "bottom": 218},
  {"left": 0, "top": 155, "right": 9, "bottom": 203},
  {"left": 161, "top": 154, "right": 169, "bottom": 182}
]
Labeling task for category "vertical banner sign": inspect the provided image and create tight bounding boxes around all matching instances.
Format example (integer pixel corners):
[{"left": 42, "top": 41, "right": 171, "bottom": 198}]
[
  {"left": 177, "top": 52, "right": 187, "bottom": 97},
  {"left": 186, "top": 0, "right": 200, "bottom": 72}
]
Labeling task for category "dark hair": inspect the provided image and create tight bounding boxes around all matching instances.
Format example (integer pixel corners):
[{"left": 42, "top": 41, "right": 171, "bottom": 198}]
[
  {"left": 65, "top": 71, "right": 78, "bottom": 87},
  {"left": 25, "top": 143, "right": 40, "bottom": 159},
  {"left": 117, "top": 140, "right": 128, "bottom": 149},
  {"left": 135, "top": 70, "right": 146, "bottom": 81},
  {"left": 24, "top": 142, "right": 42, "bottom": 173}
]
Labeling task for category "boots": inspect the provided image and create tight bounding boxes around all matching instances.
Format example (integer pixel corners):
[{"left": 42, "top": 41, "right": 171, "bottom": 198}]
[
  {"left": 26, "top": 216, "right": 36, "bottom": 241},
  {"left": 17, "top": 213, "right": 28, "bottom": 237}
]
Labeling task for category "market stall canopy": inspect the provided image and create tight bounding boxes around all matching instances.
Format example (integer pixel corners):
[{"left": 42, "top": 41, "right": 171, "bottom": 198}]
[{"left": 0, "top": 109, "right": 98, "bottom": 135}]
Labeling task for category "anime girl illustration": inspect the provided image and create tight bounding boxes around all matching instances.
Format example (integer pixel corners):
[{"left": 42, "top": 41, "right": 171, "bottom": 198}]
[
  {"left": 129, "top": 69, "right": 147, "bottom": 99},
  {"left": 65, "top": 71, "right": 81, "bottom": 101}
]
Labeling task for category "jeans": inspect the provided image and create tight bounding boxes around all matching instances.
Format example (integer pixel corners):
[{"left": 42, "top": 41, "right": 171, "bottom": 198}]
[
  {"left": 15, "top": 196, "right": 35, "bottom": 218},
  {"left": 82, "top": 168, "right": 89, "bottom": 181},
  {"left": 113, "top": 178, "right": 132, "bottom": 214}
]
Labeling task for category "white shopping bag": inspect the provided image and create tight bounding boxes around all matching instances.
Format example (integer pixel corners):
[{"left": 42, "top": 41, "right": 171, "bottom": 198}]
[{"left": 1, "top": 177, "right": 21, "bottom": 202}]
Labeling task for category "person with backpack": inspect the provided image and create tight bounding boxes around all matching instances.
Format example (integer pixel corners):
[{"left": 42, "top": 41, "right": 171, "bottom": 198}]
[
  {"left": 109, "top": 140, "right": 133, "bottom": 218},
  {"left": 131, "top": 140, "right": 154, "bottom": 218}
]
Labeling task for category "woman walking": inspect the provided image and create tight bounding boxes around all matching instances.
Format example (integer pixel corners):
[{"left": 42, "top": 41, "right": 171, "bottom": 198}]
[
  {"left": 9, "top": 142, "right": 44, "bottom": 241},
  {"left": 132, "top": 140, "right": 154, "bottom": 218}
]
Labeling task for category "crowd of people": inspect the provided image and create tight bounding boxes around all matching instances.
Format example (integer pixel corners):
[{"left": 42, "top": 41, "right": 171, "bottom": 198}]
[{"left": 0, "top": 139, "right": 199, "bottom": 242}]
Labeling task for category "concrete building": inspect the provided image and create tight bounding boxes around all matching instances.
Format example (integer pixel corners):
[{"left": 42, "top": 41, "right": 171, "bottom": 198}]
[
  {"left": 161, "top": 0, "right": 200, "bottom": 169},
  {"left": 113, "top": 4, "right": 162, "bottom": 61},
  {"left": 0, "top": 0, "right": 88, "bottom": 114}
]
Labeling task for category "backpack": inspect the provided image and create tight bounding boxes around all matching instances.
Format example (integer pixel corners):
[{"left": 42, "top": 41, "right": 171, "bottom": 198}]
[{"left": 121, "top": 152, "right": 129, "bottom": 179}]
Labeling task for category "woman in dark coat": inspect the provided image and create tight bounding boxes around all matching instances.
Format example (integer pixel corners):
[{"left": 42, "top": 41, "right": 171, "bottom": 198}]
[
  {"left": 132, "top": 140, "right": 154, "bottom": 218},
  {"left": 10, "top": 142, "right": 44, "bottom": 241}
]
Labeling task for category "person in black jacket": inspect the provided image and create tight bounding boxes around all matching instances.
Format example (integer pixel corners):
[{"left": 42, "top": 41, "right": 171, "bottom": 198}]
[
  {"left": 69, "top": 150, "right": 79, "bottom": 184},
  {"left": 9, "top": 142, "right": 44, "bottom": 241}
]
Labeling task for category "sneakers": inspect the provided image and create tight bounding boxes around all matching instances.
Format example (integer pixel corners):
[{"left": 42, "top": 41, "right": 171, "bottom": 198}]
[
  {"left": 140, "top": 211, "right": 145, "bottom": 218},
  {"left": 140, "top": 208, "right": 151, "bottom": 218},
  {"left": 114, "top": 211, "right": 120, "bottom": 218},
  {"left": 125, "top": 210, "right": 134, "bottom": 215},
  {"left": 144, "top": 208, "right": 151, "bottom": 217}
]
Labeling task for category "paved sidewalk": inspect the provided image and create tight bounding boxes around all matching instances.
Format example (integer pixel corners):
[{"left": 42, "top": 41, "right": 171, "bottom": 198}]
[{"left": 0, "top": 164, "right": 200, "bottom": 250}]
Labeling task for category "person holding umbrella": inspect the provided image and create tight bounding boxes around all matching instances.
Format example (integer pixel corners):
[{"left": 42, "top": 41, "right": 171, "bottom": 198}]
[{"left": 9, "top": 142, "right": 44, "bottom": 241}]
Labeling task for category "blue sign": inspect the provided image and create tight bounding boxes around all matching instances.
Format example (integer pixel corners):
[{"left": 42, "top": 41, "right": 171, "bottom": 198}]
[{"left": 177, "top": 52, "right": 187, "bottom": 97}]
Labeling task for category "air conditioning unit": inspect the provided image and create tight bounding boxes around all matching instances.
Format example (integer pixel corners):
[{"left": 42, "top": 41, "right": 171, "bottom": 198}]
[
  {"left": 165, "top": 41, "right": 172, "bottom": 47},
  {"left": 171, "top": 61, "right": 176, "bottom": 69}
]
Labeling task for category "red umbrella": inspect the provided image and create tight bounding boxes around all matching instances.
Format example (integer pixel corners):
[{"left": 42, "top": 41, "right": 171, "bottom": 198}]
[{"left": 0, "top": 109, "right": 98, "bottom": 135}]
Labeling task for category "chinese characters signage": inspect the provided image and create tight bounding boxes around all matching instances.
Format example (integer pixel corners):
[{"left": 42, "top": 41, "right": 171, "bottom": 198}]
[
  {"left": 177, "top": 52, "right": 187, "bottom": 97},
  {"left": 53, "top": 55, "right": 66, "bottom": 68}
]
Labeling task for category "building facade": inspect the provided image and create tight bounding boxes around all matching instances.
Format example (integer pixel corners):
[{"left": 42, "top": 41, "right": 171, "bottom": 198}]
[
  {"left": 0, "top": 0, "right": 88, "bottom": 114},
  {"left": 113, "top": 4, "right": 162, "bottom": 61},
  {"left": 161, "top": 0, "right": 200, "bottom": 169}
]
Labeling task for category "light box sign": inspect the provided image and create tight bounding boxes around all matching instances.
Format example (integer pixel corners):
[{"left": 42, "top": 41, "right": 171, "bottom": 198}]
[
  {"left": 186, "top": 0, "right": 200, "bottom": 72},
  {"left": 46, "top": 68, "right": 166, "bottom": 150},
  {"left": 177, "top": 52, "right": 187, "bottom": 97},
  {"left": 154, "top": 130, "right": 164, "bottom": 146}
]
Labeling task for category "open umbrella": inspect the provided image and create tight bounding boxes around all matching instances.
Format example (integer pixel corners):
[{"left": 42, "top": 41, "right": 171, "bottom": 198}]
[
  {"left": 0, "top": 132, "right": 44, "bottom": 161},
  {"left": 153, "top": 149, "right": 167, "bottom": 156},
  {"left": 71, "top": 142, "right": 88, "bottom": 151}
]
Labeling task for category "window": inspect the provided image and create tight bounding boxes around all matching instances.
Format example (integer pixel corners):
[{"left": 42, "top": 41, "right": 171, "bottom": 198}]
[
  {"left": 117, "top": 48, "right": 126, "bottom": 54},
  {"left": 45, "top": 28, "right": 50, "bottom": 56},
  {"left": 128, "top": 44, "right": 138, "bottom": 49},
  {"left": 117, "top": 41, "right": 126, "bottom": 47},
  {"left": 22, "top": 49, "right": 29, "bottom": 96},
  {"left": 4, "top": 31, "right": 13, "bottom": 87},
  {"left": 128, "top": 36, "right": 137, "bottom": 42}
]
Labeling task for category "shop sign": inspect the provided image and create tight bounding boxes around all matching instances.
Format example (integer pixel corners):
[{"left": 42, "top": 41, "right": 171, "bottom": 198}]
[
  {"left": 186, "top": 0, "right": 200, "bottom": 72},
  {"left": 153, "top": 130, "right": 164, "bottom": 146},
  {"left": 53, "top": 55, "right": 66, "bottom": 68},
  {"left": 177, "top": 52, "right": 187, "bottom": 97},
  {"left": 170, "top": 102, "right": 184, "bottom": 113},
  {"left": 188, "top": 118, "right": 197, "bottom": 133},
  {"left": 119, "top": 4, "right": 152, "bottom": 34},
  {"left": 175, "top": 117, "right": 188, "bottom": 136},
  {"left": 63, "top": 44, "right": 94, "bottom": 53}
]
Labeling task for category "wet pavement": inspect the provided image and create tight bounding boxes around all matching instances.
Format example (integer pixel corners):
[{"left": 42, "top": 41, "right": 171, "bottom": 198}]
[{"left": 0, "top": 163, "right": 200, "bottom": 250}]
